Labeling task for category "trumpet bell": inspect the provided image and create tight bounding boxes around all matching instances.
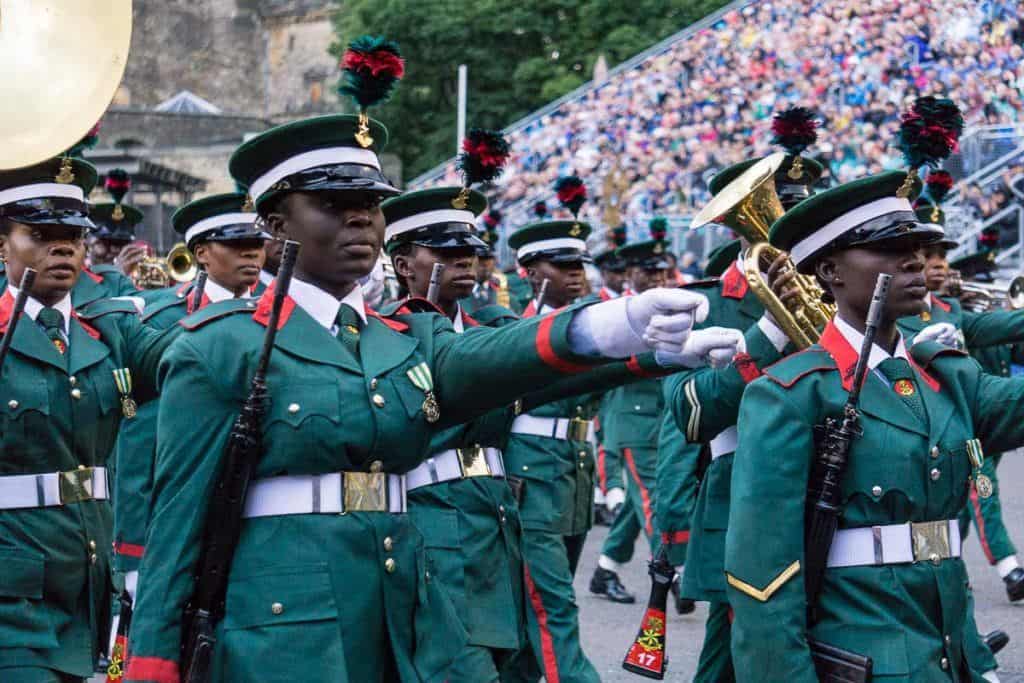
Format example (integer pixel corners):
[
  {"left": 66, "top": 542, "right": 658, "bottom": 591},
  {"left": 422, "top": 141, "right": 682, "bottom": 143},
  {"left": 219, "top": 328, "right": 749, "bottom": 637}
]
[
  {"left": 0, "top": 0, "right": 133, "bottom": 169},
  {"left": 690, "top": 153, "right": 787, "bottom": 239},
  {"left": 1008, "top": 276, "right": 1024, "bottom": 309},
  {"left": 167, "top": 243, "right": 198, "bottom": 283}
]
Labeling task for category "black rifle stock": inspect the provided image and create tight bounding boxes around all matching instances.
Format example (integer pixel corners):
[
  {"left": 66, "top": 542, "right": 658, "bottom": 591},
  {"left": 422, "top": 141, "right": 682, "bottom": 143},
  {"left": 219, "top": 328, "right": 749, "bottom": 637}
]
[
  {"left": 0, "top": 268, "right": 36, "bottom": 374},
  {"left": 180, "top": 240, "right": 300, "bottom": 682},
  {"left": 804, "top": 273, "right": 890, "bottom": 683}
]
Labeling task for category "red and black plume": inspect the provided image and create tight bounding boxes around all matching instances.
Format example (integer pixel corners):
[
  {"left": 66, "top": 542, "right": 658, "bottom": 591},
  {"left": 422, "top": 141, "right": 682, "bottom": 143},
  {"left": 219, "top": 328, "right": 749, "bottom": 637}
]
[
  {"left": 105, "top": 169, "right": 131, "bottom": 205},
  {"left": 649, "top": 217, "right": 668, "bottom": 242},
  {"left": 925, "top": 170, "right": 954, "bottom": 204},
  {"left": 611, "top": 224, "right": 627, "bottom": 247},
  {"left": 338, "top": 35, "right": 405, "bottom": 110},
  {"left": 483, "top": 209, "right": 502, "bottom": 229},
  {"left": 771, "top": 107, "right": 819, "bottom": 157},
  {"left": 898, "top": 96, "right": 963, "bottom": 171},
  {"left": 533, "top": 201, "right": 548, "bottom": 218},
  {"left": 555, "top": 176, "right": 586, "bottom": 218},
  {"left": 458, "top": 129, "right": 510, "bottom": 188}
]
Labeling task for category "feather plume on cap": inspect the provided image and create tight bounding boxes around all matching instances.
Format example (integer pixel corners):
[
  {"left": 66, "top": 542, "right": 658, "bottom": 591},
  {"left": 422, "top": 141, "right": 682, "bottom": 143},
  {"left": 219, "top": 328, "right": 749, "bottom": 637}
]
[
  {"left": 338, "top": 35, "right": 405, "bottom": 148},
  {"left": 896, "top": 97, "right": 963, "bottom": 197},
  {"left": 554, "top": 176, "right": 586, "bottom": 218}
]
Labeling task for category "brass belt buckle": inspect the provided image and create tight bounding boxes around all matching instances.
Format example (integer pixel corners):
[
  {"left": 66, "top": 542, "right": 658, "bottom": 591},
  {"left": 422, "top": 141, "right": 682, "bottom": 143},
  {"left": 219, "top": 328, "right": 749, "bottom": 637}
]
[
  {"left": 911, "top": 520, "right": 951, "bottom": 565},
  {"left": 457, "top": 446, "right": 492, "bottom": 478},
  {"left": 567, "top": 417, "right": 591, "bottom": 442},
  {"left": 59, "top": 467, "right": 96, "bottom": 505},
  {"left": 343, "top": 469, "right": 389, "bottom": 512}
]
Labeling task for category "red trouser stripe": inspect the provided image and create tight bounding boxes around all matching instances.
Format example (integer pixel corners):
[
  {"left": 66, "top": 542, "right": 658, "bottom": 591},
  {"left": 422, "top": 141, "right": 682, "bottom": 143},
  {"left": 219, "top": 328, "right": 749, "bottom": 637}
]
[
  {"left": 597, "top": 445, "right": 607, "bottom": 491},
  {"left": 661, "top": 530, "right": 690, "bottom": 544},
  {"left": 970, "top": 486, "right": 996, "bottom": 564},
  {"left": 126, "top": 656, "right": 180, "bottom": 683},
  {"left": 623, "top": 448, "right": 654, "bottom": 536},
  {"left": 523, "top": 564, "right": 560, "bottom": 683}
]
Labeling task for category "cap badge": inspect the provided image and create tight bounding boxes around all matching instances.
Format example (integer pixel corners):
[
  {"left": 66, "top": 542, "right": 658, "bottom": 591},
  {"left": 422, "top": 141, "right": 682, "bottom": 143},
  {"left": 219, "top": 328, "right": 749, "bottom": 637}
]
[
  {"left": 112, "top": 205, "right": 125, "bottom": 222},
  {"left": 787, "top": 156, "right": 804, "bottom": 181},
  {"left": 55, "top": 157, "right": 75, "bottom": 184},
  {"left": 451, "top": 187, "right": 470, "bottom": 210},
  {"left": 653, "top": 242, "right": 663, "bottom": 254},
  {"left": 568, "top": 223, "right": 582, "bottom": 237},
  {"left": 241, "top": 195, "right": 255, "bottom": 212},
  {"left": 355, "top": 111, "right": 374, "bottom": 149}
]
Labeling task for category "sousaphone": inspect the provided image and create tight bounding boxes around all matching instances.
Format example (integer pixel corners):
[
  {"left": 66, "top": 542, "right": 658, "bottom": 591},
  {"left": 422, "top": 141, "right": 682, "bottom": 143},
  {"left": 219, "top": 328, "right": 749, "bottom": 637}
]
[{"left": 0, "top": 0, "right": 133, "bottom": 169}]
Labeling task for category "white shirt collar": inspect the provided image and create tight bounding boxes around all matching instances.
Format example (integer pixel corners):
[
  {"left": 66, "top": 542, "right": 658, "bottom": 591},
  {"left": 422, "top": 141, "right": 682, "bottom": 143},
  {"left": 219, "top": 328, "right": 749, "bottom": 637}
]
[
  {"left": 8, "top": 286, "right": 71, "bottom": 335},
  {"left": 452, "top": 303, "right": 465, "bottom": 333},
  {"left": 286, "top": 276, "right": 367, "bottom": 330},
  {"left": 203, "top": 277, "right": 250, "bottom": 303},
  {"left": 923, "top": 293, "right": 932, "bottom": 310},
  {"left": 833, "top": 315, "right": 909, "bottom": 369},
  {"left": 259, "top": 269, "right": 274, "bottom": 286}
]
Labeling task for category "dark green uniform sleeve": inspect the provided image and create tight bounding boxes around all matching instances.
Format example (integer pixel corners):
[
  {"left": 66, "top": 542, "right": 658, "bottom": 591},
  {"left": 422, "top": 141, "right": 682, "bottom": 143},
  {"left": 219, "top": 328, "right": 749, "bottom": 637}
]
[
  {"left": 725, "top": 376, "right": 818, "bottom": 682},
  {"left": 520, "top": 353, "right": 670, "bottom": 413},
  {"left": 961, "top": 308, "right": 1024, "bottom": 349},
  {"left": 668, "top": 321, "right": 786, "bottom": 443}
]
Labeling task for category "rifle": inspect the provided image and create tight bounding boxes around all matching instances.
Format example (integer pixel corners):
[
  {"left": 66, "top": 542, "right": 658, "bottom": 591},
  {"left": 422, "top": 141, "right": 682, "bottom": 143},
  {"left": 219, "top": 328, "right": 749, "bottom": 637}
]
[
  {"left": 188, "top": 270, "right": 209, "bottom": 314},
  {"left": 804, "top": 273, "right": 890, "bottom": 683},
  {"left": 622, "top": 546, "right": 673, "bottom": 679},
  {"left": 426, "top": 262, "right": 444, "bottom": 305},
  {"left": 180, "top": 240, "right": 300, "bottom": 682},
  {"left": 0, "top": 268, "right": 36, "bottom": 373},
  {"left": 534, "top": 277, "right": 550, "bottom": 313}
]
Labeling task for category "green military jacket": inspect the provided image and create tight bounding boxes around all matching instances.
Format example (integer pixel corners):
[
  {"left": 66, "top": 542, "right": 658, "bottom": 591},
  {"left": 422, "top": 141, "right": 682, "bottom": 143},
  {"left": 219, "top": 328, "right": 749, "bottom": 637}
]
[
  {"left": 725, "top": 321, "right": 1024, "bottom": 682},
  {"left": 0, "top": 293, "right": 171, "bottom": 678},
  {"left": 112, "top": 282, "right": 204, "bottom": 572},
  {"left": 0, "top": 265, "right": 126, "bottom": 310},
  {"left": 89, "top": 264, "right": 140, "bottom": 297},
  {"left": 124, "top": 288, "right": 623, "bottom": 683},
  {"left": 664, "top": 266, "right": 787, "bottom": 601},
  {"left": 653, "top": 406, "right": 700, "bottom": 567},
  {"left": 504, "top": 268, "right": 533, "bottom": 315},
  {"left": 898, "top": 293, "right": 1024, "bottom": 350}
]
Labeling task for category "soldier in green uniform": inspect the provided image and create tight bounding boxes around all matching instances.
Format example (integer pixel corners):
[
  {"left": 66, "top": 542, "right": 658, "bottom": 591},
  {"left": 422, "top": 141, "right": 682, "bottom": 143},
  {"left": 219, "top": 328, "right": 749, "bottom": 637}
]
[
  {"left": 724, "top": 170, "right": 1017, "bottom": 682},
  {"left": 0, "top": 156, "right": 175, "bottom": 683},
  {"left": 120, "top": 107, "right": 718, "bottom": 682},
  {"left": 111, "top": 194, "right": 269, "bottom": 610},
  {"left": 86, "top": 169, "right": 144, "bottom": 297},
  {"left": 589, "top": 238, "right": 672, "bottom": 604},
  {"left": 461, "top": 210, "right": 509, "bottom": 314}
]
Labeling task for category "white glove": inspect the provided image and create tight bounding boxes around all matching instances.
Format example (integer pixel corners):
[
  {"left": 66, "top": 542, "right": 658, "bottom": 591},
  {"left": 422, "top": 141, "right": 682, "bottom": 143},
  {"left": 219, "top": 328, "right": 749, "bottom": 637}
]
[
  {"left": 605, "top": 487, "right": 626, "bottom": 511},
  {"left": 570, "top": 288, "right": 708, "bottom": 358},
  {"left": 360, "top": 256, "right": 387, "bottom": 309},
  {"left": 656, "top": 326, "right": 745, "bottom": 369},
  {"left": 913, "top": 322, "right": 958, "bottom": 347}
]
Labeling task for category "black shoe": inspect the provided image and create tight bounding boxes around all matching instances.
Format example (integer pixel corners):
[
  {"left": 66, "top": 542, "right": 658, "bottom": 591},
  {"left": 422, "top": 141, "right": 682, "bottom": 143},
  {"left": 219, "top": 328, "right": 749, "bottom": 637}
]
[
  {"left": 670, "top": 575, "right": 696, "bottom": 615},
  {"left": 590, "top": 567, "right": 636, "bottom": 603},
  {"left": 1004, "top": 567, "right": 1024, "bottom": 602},
  {"left": 984, "top": 630, "right": 1010, "bottom": 655},
  {"left": 593, "top": 503, "right": 612, "bottom": 527}
]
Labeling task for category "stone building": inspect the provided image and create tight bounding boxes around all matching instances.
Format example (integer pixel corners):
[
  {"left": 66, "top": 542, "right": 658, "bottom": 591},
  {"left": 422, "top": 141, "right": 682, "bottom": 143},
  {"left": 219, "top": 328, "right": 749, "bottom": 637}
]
[{"left": 93, "top": 0, "right": 400, "bottom": 248}]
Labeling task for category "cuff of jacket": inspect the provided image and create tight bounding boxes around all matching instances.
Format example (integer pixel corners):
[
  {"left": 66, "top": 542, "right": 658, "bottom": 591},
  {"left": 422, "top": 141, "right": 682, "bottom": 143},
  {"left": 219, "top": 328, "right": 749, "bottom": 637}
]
[
  {"left": 541, "top": 304, "right": 608, "bottom": 374},
  {"left": 126, "top": 655, "right": 180, "bottom": 683}
]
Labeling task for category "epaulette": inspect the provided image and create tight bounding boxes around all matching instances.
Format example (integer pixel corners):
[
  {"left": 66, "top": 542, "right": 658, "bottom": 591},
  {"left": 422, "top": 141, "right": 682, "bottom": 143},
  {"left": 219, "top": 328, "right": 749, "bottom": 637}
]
[
  {"left": 683, "top": 277, "right": 722, "bottom": 289},
  {"left": 470, "top": 304, "right": 519, "bottom": 327},
  {"left": 141, "top": 293, "right": 188, "bottom": 323},
  {"left": 76, "top": 298, "right": 140, "bottom": 320},
  {"left": 762, "top": 347, "right": 835, "bottom": 388},
  {"left": 910, "top": 341, "right": 968, "bottom": 367},
  {"left": 179, "top": 298, "right": 255, "bottom": 331}
]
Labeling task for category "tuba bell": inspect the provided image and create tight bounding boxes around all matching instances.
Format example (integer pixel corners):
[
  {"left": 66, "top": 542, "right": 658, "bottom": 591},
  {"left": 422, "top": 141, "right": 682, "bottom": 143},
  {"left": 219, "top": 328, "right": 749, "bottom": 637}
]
[
  {"left": 167, "top": 243, "right": 198, "bottom": 283},
  {"left": 691, "top": 153, "right": 835, "bottom": 349}
]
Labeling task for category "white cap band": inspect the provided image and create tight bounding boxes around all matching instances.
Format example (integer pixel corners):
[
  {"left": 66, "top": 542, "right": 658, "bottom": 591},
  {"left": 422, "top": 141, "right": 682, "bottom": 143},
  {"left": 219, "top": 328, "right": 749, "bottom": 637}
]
[
  {"left": 185, "top": 212, "right": 258, "bottom": 245},
  {"left": 249, "top": 147, "right": 382, "bottom": 201},
  {"left": 0, "top": 183, "right": 85, "bottom": 207},
  {"left": 385, "top": 209, "right": 476, "bottom": 243},
  {"left": 789, "top": 196, "right": 914, "bottom": 266},
  {"left": 516, "top": 237, "right": 587, "bottom": 261}
]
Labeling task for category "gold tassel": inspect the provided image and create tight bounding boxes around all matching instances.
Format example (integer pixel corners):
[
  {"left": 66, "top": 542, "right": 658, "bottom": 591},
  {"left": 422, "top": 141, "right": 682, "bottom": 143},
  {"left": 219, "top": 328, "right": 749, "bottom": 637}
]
[
  {"left": 55, "top": 157, "right": 75, "bottom": 184},
  {"left": 896, "top": 168, "right": 918, "bottom": 199},
  {"left": 787, "top": 155, "right": 804, "bottom": 181},
  {"left": 355, "top": 111, "right": 374, "bottom": 148}
]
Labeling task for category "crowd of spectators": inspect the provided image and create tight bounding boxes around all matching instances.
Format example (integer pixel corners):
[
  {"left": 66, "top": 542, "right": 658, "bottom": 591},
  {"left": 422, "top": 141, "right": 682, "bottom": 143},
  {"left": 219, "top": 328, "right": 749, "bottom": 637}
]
[{"left": 419, "top": 0, "right": 1024, "bottom": 254}]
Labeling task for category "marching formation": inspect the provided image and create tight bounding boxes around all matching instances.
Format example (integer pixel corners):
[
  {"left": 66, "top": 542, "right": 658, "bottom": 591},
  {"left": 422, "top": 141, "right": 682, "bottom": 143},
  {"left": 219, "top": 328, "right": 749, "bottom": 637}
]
[{"left": 4, "top": 29, "right": 1024, "bottom": 683}]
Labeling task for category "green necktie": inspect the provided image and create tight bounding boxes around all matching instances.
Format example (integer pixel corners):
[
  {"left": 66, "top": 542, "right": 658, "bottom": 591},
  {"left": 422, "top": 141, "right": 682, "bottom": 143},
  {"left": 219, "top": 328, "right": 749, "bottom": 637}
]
[
  {"left": 876, "top": 357, "right": 925, "bottom": 421},
  {"left": 37, "top": 307, "right": 67, "bottom": 355},
  {"left": 336, "top": 304, "right": 362, "bottom": 359}
]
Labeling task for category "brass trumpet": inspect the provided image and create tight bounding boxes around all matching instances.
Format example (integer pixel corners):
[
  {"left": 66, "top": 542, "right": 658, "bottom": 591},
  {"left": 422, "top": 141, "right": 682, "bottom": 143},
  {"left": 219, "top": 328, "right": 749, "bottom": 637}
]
[
  {"left": 692, "top": 153, "right": 834, "bottom": 348},
  {"left": 947, "top": 270, "right": 1024, "bottom": 312},
  {"left": 167, "top": 242, "right": 198, "bottom": 283}
]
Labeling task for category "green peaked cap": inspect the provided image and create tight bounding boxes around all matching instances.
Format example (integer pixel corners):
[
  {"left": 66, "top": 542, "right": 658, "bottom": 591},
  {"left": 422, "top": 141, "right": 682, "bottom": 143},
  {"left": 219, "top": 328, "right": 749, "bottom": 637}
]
[
  {"left": 704, "top": 239, "right": 742, "bottom": 277},
  {"left": 616, "top": 239, "right": 671, "bottom": 268},
  {"left": 769, "top": 170, "right": 939, "bottom": 274},
  {"left": 0, "top": 156, "right": 98, "bottom": 229},
  {"left": 508, "top": 220, "right": 592, "bottom": 265},
  {"left": 229, "top": 114, "right": 397, "bottom": 212},
  {"left": 709, "top": 154, "right": 824, "bottom": 196},
  {"left": 381, "top": 187, "right": 487, "bottom": 254},
  {"left": 172, "top": 192, "right": 270, "bottom": 247}
]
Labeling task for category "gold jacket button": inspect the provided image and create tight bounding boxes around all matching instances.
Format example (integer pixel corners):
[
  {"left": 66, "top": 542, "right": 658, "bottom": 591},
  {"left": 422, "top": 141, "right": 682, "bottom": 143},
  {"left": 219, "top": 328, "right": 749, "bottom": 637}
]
[
  {"left": 69, "top": 376, "right": 77, "bottom": 386},
  {"left": 871, "top": 485, "right": 882, "bottom": 497},
  {"left": 370, "top": 378, "right": 378, "bottom": 390},
  {"left": 944, "top": 635, "right": 952, "bottom": 646},
  {"left": 930, "top": 446, "right": 940, "bottom": 459},
  {"left": 71, "top": 388, "right": 82, "bottom": 399},
  {"left": 271, "top": 602, "right": 284, "bottom": 615},
  {"left": 578, "top": 462, "right": 585, "bottom": 469},
  {"left": 90, "top": 553, "right": 97, "bottom": 564},
  {"left": 385, "top": 558, "right": 396, "bottom": 573},
  {"left": 88, "top": 540, "right": 96, "bottom": 550},
  {"left": 372, "top": 394, "right": 386, "bottom": 408},
  {"left": 521, "top": 465, "right": 529, "bottom": 472},
  {"left": 7, "top": 399, "right": 17, "bottom": 409},
  {"left": 383, "top": 536, "right": 393, "bottom": 551},
  {"left": 940, "top": 657, "right": 949, "bottom": 670},
  {"left": 578, "top": 450, "right": 586, "bottom": 458},
  {"left": 930, "top": 468, "right": 941, "bottom": 481},
  {"left": 288, "top": 403, "right": 300, "bottom": 414}
]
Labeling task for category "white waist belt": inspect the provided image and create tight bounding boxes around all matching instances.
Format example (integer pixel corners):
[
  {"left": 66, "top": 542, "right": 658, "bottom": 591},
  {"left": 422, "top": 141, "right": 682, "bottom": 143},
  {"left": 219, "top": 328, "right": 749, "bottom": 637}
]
[
  {"left": 407, "top": 447, "right": 505, "bottom": 491},
  {"left": 0, "top": 466, "right": 109, "bottom": 509},
  {"left": 827, "top": 519, "right": 961, "bottom": 568},
  {"left": 511, "top": 414, "right": 595, "bottom": 442},
  {"left": 709, "top": 426, "right": 738, "bottom": 460},
  {"left": 243, "top": 471, "right": 407, "bottom": 518}
]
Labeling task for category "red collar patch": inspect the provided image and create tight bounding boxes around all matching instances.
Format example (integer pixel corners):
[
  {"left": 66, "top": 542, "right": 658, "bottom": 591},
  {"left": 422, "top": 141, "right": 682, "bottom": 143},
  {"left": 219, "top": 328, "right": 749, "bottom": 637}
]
[
  {"left": 721, "top": 262, "right": 749, "bottom": 300},
  {"left": 819, "top": 321, "right": 940, "bottom": 392},
  {"left": 70, "top": 311, "right": 101, "bottom": 339},
  {"left": 462, "top": 310, "right": 479, "bottom": 327},
  {"left": 252, "top": 281, "right": 296, "bottom": 330},
  {"left": 0, "top": 289, "right": 13, "bottom": 333},
  {"left": 930, "top": 294, "right": 952, "bottom": 312},
  {"left": 82, "top": 268, "right": 103, "bottom": 284},
  {"left": 366, "top": 306, "right": 408, "bottom": 332}
]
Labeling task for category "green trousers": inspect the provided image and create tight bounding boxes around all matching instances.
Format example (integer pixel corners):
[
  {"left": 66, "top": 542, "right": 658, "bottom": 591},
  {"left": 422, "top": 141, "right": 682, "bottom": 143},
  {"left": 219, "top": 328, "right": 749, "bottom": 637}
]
[
  {"left": 958, "top": 453, "right": 1016, "bottom": 564},
  {"left": 501, "top": 531, "right": 599, "bottom": 683},
  {"left": 600, "top": 446, "right": 660, "bottom": 563},
  {"left": 695, "top": 602, "right": 734, "bottom": 683}
]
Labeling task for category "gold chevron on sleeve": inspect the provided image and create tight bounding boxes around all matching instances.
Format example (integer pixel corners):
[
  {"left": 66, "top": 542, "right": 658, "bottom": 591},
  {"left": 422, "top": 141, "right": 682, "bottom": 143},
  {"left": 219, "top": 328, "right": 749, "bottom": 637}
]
[{"left": 726, "top": 561, "right": 801, "bottom": 602}]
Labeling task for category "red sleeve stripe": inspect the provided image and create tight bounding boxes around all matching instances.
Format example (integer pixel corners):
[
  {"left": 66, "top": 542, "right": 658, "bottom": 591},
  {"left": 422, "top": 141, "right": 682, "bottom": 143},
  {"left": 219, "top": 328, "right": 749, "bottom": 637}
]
[
  {"left": 733, "top": 352, "right": 763, "bottom": 384},
  {"left": 625, "top": 355, "right": 671, "bottom": 378},
  {"left": 114, "top": 541, "right": 145, "bottom": 558},
  {"left": 660, "top": 530, "right": 691, "bottom": 544},
  {"left": 536, "top": 315, "right": 590, "bottom": 374},
  {"left": 126, "top": 656, "right": 180, "bottom": 683}
]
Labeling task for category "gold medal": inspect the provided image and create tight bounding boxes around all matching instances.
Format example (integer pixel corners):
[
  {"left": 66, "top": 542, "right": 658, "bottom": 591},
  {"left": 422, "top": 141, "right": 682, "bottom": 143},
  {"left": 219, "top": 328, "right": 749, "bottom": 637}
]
[
  {"left": 976, "top": 473, "right": 994, "bottom": 499},
  {"left": 422, "top": 391, "right": 440, "bottom": 423},
  {"left": 121, "top": 396, "right": 137, "bottom": 419},
  {"left": 112, "top": 368, "right": 136, "bottom": 419}
]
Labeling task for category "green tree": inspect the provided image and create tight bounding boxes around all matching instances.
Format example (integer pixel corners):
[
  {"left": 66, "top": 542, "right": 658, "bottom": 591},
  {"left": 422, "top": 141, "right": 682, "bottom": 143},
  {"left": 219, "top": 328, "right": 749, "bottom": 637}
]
[{"left": 331, "top": 0, "right": 729, "bottom": 181}]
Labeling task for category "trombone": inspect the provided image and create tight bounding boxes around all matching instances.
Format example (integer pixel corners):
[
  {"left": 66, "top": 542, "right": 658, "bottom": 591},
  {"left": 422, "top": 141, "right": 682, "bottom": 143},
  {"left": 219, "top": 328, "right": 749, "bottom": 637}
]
[
  {"left": 947, "top": 271, "right": 1024, "bottom": 312},
  {"left": 691, "top": 153, "right": 834, "bottom": 349}
]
